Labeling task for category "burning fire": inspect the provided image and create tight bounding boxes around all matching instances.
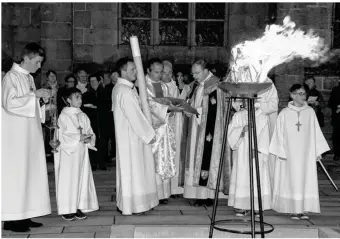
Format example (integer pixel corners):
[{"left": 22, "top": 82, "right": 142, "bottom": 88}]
[{"left": 226, "top": 16, "right": 329, "bottom": 83}]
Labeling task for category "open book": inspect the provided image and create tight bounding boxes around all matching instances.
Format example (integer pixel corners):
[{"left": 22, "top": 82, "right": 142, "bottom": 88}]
[{"left": 152, "top": 97, "right": 199, "bottom": 115}]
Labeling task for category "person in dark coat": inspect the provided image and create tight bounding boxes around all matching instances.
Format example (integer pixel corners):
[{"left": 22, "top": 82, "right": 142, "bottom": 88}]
[
  {"left": 57, "top": 74, "right": 77, "bottom": 115},
  {"left": 304, "top": 76, "right": 325, "bottom": 127},
  {"left": 103, "top": 71, "right": 119, "bottom": 161},
  {"left": 82, "top": 72, "right": 108, "bottom": 171},
  {"left": 328, "top": 78, "right": 340, "bottom": 162}
]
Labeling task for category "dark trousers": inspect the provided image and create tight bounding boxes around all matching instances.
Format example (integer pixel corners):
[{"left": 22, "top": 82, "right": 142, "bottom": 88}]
[{"left": 333, "top": 123, "right": 340, "bottom": 157}]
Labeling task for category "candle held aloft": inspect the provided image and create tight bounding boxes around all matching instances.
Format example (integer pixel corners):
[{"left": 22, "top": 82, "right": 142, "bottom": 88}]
[{"left": 129, "top": 36, "right": 153, "bottom": 124}]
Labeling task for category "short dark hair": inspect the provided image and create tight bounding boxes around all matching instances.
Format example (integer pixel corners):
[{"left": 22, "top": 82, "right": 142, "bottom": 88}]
[
  {"left": 88, "top": 72, "right": 102, "bottom": 82},
  {"left": 65, "top": 87, "right": 82, "bottom": 99},
  {"left": 21, "top": 42, "right": 45, "bottom": 62},
  {"left": 64, "top": 74, "right": 77, "bottom": 83},
  {"left": 46, "top": 70, "right": 57, "bottom": 77},
  {"left": 116, "top": 57, "right": 133, "bottom": 77},
  {"left": 147, "top": 58, "right": 163, "bottom": 70},
  {"left": 304, "top": 75, "right": 315, "bottom": 82},
  {"left": 192, "top": 59, "right": 208, "bottom": 70},
  {"left": 290, "top": 84, "right": 306, "bottom": 93}
]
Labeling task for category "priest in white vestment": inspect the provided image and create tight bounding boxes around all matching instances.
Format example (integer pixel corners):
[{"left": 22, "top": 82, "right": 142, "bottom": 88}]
[
  {"left": 228, "top": 106, "right": 272, "bottom": 215},
  {"left": 161, "top": 61, "right": 184, "bottom": 197},
  {"left": 112, "top": 58, "right": 159, "bottom": 215},
  {"left": 2, "top": 43, "right": 51, "bottom": 232},
  {"left": 54, "top": 89, "right": 99, "bottom": 219},
  {"left": 145, "top": 58, "right": 177, "bottom": 204},
  {"left": 269, "top": 84, "right": 329, "bottom": 220}
]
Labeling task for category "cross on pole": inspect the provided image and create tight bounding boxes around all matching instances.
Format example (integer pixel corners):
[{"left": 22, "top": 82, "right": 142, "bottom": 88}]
[{"left": 296, "top": 121, "right": 302, "bottom": 131}]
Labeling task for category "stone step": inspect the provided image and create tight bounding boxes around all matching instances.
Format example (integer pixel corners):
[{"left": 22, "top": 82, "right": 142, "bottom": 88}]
[{"left": 110, "top": 225, "right": 321, "bottom": 238}]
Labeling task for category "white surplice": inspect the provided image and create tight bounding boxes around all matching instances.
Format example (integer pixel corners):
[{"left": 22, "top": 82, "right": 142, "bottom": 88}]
[
  {"left": 1, "top": 63, "right": 51, "bottom": 220},
  {"left": 164, "top": 80, "right": 184, "bottom": 195},
  {"left": 256, "top": 80, "right": 279, "bottom": 188},
  {"left": 269, "top": 102, "right": 330, "bottom": 214},
  {"left": 54, "top": 107, "right": 99, "bottom": 215},
  {"left": 112, "top": 78, "right": 159, "bottom": 215},
  {"left": 145, "top": 75, "right": 175, "bottom": 200},
  {"left": 227, "top": 109, "right": 272, "bottom": 210}
]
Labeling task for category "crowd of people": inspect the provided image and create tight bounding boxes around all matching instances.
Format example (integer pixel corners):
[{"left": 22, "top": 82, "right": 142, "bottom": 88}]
[{"left": 2, "top": 42, "right": 340, "bottom": 233}]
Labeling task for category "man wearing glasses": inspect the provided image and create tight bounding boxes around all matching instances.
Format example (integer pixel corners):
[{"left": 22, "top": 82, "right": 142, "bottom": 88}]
[{"left": 182, "top": 59, "right": 230, "bottom": 207}]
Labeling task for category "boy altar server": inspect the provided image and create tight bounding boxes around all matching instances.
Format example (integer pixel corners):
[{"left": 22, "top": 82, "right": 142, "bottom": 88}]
[
  {"left": 269, "top": 84, "right": 330, "bottom": 220},
  {"left": 54, "top": 87, "right": 99, "bottom": 221},
  {"left": 228, "top": 100, "right": 272, "bottom": 216}
]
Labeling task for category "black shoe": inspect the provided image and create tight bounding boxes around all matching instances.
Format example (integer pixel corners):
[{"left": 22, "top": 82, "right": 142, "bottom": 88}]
[
  {"left": 62, "top": 214, "right": 76, "bottom": 221},
  {"left": 75, "top": 209, "right": 87, "bottom": 220},
  {"left": 3, "top": 221, "right": 31, "bottom": 232},
  {"left": 117, "top": 207, "right": 122, "bottom": 214},
  {"left": 159, "top": 199, "right": 168, "bottom": 204},
  {"left": 170, "top": 194, "right": 182, "bottom": 199},
  {"left": 99, "top": 166, "right": 107, "bottom": 171},
  {"left": 205, "top": 199, "right": 214, "bottom": 207},
  {"left": 24, "top": 219, "right": 43, "bottom": 228},
  {"left": 193, "top": 199, "right": 205, "bottom": 207}
]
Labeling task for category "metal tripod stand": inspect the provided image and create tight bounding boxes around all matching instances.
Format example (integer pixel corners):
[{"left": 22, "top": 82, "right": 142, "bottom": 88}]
[{"left": 209, "top": 82, "right": 274, "bottom": 238}]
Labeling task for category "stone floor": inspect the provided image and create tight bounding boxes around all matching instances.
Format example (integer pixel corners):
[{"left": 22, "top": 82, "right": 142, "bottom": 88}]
[{"left": 2, "top": 155, "right": 340, "bottom": 238}]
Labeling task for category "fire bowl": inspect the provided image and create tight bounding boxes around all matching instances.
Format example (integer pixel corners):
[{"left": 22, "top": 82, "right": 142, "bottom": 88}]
[{"left": 218, "top": 82, "right": 273, "bottom": 97}]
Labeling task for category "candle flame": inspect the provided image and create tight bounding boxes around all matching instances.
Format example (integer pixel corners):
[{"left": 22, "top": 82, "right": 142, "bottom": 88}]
[{"left": 226, "top": 16, "right": 330, "bottom": 83}]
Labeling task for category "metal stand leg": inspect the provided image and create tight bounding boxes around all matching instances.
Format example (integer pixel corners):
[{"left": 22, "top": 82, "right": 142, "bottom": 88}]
[
  {"left": 249, "top": 99, "right": 265, "bottom": 238},
  {"left": 209, "top": 99, "right": 233, "bottom": 238},
  {"left": 209, "top": 96, "right": 274, "bottom": 238},
  {"left": 247, "top": 98, "right": 255, "bottom": 238}
]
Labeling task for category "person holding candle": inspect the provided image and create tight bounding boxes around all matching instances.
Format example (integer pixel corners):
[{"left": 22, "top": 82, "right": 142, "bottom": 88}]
[
  {"left": 54, "top": 87, "right": 99, "bottom": 221},
  {"left": 2, "top": 42, "right": 51, "bottom": 232},
  {"left": 112, "top": 57, "right": 158, "bottom": 215}
]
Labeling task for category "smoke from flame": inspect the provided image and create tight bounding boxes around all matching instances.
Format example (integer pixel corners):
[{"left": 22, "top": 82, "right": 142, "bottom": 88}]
[{"left": 226, "top": 16, "right": 330, "bottom": 83}]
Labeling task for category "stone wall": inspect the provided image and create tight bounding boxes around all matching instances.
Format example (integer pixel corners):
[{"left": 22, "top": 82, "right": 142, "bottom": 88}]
[
  {"left": 2, "top": 2, "right": 270, "bottom": 84},
  {"left": 274, "top": 2, "right": 337, "bottom": 147}
]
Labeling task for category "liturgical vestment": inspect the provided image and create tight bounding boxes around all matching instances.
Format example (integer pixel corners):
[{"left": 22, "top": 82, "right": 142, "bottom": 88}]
[
  {"left": 145, "top": 75, "right": 176, "bottom": 200},
  {"left": 1, "top": 63, "right": 51, "bottom": 220},
  {"left": 112, "top": 78, "right": 159, "bottom": 215},
  {"left": 269, "top": 102, "right": 329, "bottom": 213},
  {"left": 164, "top": 79, "right": 185, "bottom": 195},
  {"left": 228, "top": 109, "right": 272, "bottom": 210},
  {"left": 54, "top": 107, "right": 99, "bottom": 215},
  {"left": 184, "top": 72, "right": 231, "bottom": 199}
]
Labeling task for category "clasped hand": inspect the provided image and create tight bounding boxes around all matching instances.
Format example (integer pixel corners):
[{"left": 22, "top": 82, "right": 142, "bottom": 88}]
[
  {"left": 80, "top": 134, "right": 92, "bottom": 143},
  {"left": 34, "top": 89, "right": 51, "bottom": 99}
]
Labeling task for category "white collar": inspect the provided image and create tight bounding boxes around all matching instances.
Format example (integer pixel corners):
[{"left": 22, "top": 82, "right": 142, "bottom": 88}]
[
  {"left": 146, "top": 74, "right": 161, "bottom": 84},
  {"left": 12, "top": 63, "right": 30, "bottom": 75},
  {"left": 62, "top": 107, "right": 82, "bottom": 115},
  {"left": 117, "top": 77, "right": 135, "bottom": 88},
  {"left": 288, "top": 101, "right": 309, "bottom": 112},
  {"left": 199, "top": 71, "right": 213, "bottom": 86},
  {"left": 77, "top": 81, "right": 87, "bottom": 87}
]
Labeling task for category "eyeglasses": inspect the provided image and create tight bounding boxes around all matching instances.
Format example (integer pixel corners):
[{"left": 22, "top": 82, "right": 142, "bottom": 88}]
[
  {"left": 191, "top": 71, "right": 202, "bottom": 76},
  {"left": 67, "top": 81, "right": 76, "bottom": 83},
  {"left": 293, "top": 92, "right": 306, "bottom": 96}
]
